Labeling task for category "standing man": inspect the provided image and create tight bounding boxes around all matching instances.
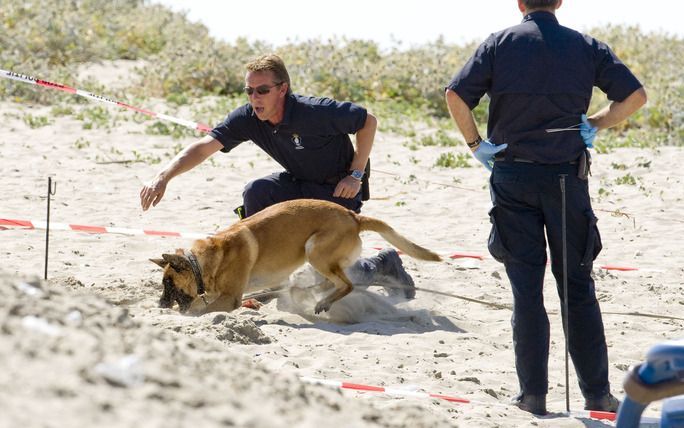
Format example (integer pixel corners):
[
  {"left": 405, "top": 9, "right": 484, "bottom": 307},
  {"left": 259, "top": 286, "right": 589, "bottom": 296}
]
[
  {"left": 141, "top": 54, "right": 416, "bottom": 298},
  {"left": 445, "top": 0, "right": 646, "bottom": 416}
]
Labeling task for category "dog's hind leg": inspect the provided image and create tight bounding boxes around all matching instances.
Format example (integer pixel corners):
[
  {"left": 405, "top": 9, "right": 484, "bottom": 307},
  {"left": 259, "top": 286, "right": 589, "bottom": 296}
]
[
  {"left": 305, "top": 232, "right": 360, "bottom": 313},
  {"left": 311, "top": 264, "right": 354, "bottom": 314}
]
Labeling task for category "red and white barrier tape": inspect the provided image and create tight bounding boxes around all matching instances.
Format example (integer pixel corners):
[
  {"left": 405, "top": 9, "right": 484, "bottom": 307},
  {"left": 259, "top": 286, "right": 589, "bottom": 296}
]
[
  {"left": 0, "top": 69, "right": 212, "bottom": 133},
  {"left": 301, "top": 377, "right": 661, "bottom": 424},
  {"left": 301, "top": 376, "right": 472, "bottom": 404},
  {"left": 559, "top": 409, "right": 658, "bottom": 424},
  {"left": 0, "top": 217, "right": 209, "bottom": 240},
  {"left": 1, "top": 217, "right": 652, "bottom": 271}
]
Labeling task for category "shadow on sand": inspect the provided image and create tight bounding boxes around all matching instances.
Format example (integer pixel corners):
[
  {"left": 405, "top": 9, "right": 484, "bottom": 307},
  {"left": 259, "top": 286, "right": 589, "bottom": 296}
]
[{"left": 259, "top": 286, "right": 466, "bottom": 335}]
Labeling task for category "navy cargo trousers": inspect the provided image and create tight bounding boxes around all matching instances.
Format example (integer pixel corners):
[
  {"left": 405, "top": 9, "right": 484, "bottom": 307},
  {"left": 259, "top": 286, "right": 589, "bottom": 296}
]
[{"left": 488, "top": 161, "right": 610, "bottom": 400}]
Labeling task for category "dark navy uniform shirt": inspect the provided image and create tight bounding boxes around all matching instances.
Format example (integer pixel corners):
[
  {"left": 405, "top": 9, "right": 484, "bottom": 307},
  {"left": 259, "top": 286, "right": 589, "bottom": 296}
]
[
  {"left": 209, "top": 93, "right": 367, "bottom": 183},
  {"left": 447, "top": 11, "right": 643, "bottom": 163}
]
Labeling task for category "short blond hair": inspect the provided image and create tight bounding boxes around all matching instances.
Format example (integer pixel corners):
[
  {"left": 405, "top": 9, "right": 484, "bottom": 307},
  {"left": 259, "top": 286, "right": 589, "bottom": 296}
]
[{"left": 245, "top": 54, "right": 291, "bottom": 91}]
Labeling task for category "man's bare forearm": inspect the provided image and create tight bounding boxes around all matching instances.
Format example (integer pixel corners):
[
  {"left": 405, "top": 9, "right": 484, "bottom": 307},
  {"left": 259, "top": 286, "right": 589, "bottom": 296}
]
[
  {"left": 589, "top": 87, "right": 647, "bottom": 130},
  {"left": 445, "top": 89, "right": 481, "bottom": 150},
  {"left": 350, "top": 113, "right": 376, "bottom": 171},
  {"left": 157, "top": 135, "right": 223, "bottom": 182}
]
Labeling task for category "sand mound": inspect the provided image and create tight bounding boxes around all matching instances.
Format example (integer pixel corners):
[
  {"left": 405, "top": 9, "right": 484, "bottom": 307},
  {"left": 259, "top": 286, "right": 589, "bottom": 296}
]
[{"left": 0, "top": 271, "right": 452, "bottom": 427}]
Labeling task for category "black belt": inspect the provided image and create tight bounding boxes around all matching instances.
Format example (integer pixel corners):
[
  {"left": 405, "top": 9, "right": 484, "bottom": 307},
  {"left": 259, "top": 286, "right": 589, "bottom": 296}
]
[
  {"left": 494, "top": 155, "right": 577, "bottom": 165},
  {"left": 322, "top": 174, "right": 345, "bottom": 185},
  {"left": 286, "top": 174, "right": 342, "bottom": 185}
]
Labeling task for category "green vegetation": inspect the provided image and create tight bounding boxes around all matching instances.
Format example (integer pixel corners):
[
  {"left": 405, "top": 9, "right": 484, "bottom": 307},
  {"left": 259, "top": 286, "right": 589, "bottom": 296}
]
[
  {"left": 51, "top": 104, "right": 75, "bottom": 116},
  {"left": 145, "top": 121, "right": 197, "bottom": 140},
  {"left": 74, "top": 106, "right": 112, "bottom": 129},
  {"left": 417, "top": 129, "right": 459, "bottom": 147},
  {"left": 434, "top": 152, "right": 472, "bottom": 168},
  {"left": 1, "top": 1, "right": 682, "bottom": 148},
  {"left": 615, "top": 173, "right": 638, "bottom": 186},
  {"left": 22, "top": 113, "right": 51, "bottom": 128},
  {"left": 131, "top": 149, "right": 161, "bottom": 164},
  {"left": 72, "top": 137, "right": 90, "bottom": 149}
]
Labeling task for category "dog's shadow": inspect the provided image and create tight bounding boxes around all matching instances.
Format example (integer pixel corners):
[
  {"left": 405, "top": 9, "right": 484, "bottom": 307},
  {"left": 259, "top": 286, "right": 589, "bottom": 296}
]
[{"left": 262, "top": 286, "right": 465, "bottom": 335}]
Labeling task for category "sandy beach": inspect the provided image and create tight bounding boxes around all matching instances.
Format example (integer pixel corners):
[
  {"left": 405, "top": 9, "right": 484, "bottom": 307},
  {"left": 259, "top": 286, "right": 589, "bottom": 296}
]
[{"left": 1, "top": 73, "right": 683, "bottom": 427}]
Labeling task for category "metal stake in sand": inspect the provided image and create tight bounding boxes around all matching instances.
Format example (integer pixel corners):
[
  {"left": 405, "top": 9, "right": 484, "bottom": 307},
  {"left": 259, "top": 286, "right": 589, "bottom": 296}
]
[
  {"left": 44, "top": 177, "right": 56, "bottom": 280},
  {"left": 559, "top": 174, "right": 570, "bottom": 412}
]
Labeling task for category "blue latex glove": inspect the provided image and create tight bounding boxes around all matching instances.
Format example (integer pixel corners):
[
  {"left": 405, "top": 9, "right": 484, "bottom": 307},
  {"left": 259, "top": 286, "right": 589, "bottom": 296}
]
[
  {"left": 580, "top": 114, "right": 597, "bottom": 148},
  {"left": 472, "top": 140, "right": 508, "bottom": 171}
]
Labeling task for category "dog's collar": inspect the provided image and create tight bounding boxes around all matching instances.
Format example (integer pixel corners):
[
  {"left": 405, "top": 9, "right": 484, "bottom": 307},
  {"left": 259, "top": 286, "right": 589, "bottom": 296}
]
[{"left": 184, "top": 250, "right": 206, "bottom": 297}]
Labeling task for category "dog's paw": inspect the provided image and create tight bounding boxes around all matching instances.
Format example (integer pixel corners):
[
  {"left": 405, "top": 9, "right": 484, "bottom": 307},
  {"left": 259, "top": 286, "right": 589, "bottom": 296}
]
[
  {"left": 314, "top": 300, "right": 331, "bottom": 314},
  {"left": 241, "top": 298, "right": 263, "bottom": 310}
]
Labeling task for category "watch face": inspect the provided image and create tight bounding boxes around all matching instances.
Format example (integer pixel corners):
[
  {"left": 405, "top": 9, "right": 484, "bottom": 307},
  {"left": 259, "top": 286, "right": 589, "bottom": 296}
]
[{"left": 351, "top": 170, "right": 364, "bottom": 180}]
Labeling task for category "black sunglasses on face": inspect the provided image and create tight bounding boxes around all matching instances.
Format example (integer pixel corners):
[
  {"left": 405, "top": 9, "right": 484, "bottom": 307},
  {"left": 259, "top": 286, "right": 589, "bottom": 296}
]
[{"left": 243, "top": 82, "right": 283, "bottom": 96}]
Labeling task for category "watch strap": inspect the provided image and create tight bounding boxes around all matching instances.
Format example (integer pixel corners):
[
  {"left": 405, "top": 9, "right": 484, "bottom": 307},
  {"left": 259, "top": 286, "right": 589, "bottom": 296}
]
[{"left": 467, "top": 136, "right": 483, "bottom": 150}]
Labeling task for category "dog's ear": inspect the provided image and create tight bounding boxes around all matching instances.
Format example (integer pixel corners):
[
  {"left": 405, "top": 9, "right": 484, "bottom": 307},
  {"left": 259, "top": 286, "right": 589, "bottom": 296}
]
[
  {"left": 149, "top": 258, "right": 168, "bottom": 268},
  {"left": 161, "top": 253, "right": 191, "bottom": 273}
]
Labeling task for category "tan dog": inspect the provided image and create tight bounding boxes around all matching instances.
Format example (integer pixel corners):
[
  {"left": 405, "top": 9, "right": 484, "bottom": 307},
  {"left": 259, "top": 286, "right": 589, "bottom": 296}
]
[{"left": 151, "top": 199, "right": 440, "bottom": 315}]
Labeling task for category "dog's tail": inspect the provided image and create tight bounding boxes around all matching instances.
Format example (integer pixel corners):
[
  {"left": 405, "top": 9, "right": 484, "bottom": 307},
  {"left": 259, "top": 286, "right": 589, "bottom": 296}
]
[{"left": 357, "top": 215, "right": 441, "bottom": 261}]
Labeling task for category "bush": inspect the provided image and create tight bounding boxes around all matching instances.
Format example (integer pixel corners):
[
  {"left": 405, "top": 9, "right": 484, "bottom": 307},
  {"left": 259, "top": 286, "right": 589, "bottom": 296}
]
[
  {"left": 1, "top": 1, "right": 682, "bottom": 147},
  {"left": 434, "top": 152, "right": 471, "bottom": 168}
]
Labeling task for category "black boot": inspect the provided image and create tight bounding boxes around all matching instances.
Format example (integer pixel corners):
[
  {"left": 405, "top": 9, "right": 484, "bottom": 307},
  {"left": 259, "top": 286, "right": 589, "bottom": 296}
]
[
  {"left": 512, "top": 392, "right": 547, "bottom": 415},
  {"left": 584, "top": 393, "right": 620, "bottom": 412},
  {"left": 371, "top": 249, "right": 416, "bottom": 299}
]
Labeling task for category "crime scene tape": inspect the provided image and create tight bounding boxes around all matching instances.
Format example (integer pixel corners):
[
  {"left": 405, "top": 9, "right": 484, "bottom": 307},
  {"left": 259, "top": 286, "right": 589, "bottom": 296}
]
[
  {"left": 301, "top": 376, "right": 472, "bottom": 404},
  {"left": 0, "top": 69, "right": 212, "bottom": 133},
  {"left": 300, "top": 376, "right": 662, "bottom": 424},
  {"left": 1, "top": 216, "right": 653, "bottom": 271},
  {"left": 0, "top": 217, "right": 209, "bottom": 240}
]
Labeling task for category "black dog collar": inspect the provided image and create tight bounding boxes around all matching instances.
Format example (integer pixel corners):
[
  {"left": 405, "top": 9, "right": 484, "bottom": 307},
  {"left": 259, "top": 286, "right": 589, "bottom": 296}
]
[{"left": 184, "top": 250, "right": 206, "bottom": 296}]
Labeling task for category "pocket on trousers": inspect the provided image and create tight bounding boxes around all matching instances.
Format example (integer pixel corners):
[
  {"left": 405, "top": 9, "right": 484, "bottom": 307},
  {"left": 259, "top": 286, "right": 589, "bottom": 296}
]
[
  {"left": 487, "top": 206, "right": 510, "bottom": 263},
  {"left": 581, "top": 211, "right": 603, "bottom": 267}
]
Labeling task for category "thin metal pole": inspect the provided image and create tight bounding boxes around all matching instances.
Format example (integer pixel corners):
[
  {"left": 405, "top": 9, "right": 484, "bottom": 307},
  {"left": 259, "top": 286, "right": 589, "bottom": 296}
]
[
  {"left": 559, "top": 174, "right": 570, "bottom": 413},
  {"left": 44, "top": 177, "right": 56, "bottom": 280}
]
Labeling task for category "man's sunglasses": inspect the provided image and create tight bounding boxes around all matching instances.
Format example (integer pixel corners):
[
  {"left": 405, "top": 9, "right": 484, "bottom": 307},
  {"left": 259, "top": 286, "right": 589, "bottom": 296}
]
[{"left": 243, "top": 82, "right": 283, "bottom": 96}]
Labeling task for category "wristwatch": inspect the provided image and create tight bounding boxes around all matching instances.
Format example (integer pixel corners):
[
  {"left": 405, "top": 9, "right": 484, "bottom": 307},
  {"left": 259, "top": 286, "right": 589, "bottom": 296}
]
[{"left": 349, "top": 169, "right": 365, "bottom": 181}]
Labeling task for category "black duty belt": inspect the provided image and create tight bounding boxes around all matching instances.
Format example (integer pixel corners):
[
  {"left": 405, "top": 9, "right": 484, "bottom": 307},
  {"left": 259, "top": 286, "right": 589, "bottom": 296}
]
[
  {"left": 322, "top": 175, "right": 344, "bottom": 185},
  {"left": 494, "top": 154, "right": 577, "bottom": 165}
]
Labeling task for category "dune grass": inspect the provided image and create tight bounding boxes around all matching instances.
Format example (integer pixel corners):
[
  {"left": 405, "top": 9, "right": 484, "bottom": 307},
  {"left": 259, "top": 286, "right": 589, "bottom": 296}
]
[{"left": 1, "top": 0, "right": 682, "bottom": 148}]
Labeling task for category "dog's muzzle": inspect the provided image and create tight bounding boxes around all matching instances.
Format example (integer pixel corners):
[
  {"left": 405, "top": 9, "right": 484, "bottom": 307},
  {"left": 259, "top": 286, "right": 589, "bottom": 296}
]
[{"left": 159, "top": 278, "right": 193, "bottom": 312}]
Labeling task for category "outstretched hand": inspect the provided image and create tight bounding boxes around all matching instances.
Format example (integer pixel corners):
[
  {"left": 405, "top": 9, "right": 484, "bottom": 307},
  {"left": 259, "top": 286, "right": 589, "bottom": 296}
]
[{"left": 140, "top": 177, "right": 168, "bottom": 211}]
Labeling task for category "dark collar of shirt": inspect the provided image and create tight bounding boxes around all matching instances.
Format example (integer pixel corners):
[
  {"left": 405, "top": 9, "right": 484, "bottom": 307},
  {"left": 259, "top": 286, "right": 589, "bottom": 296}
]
[{"left": 522, "top": 10, "right": 559, "bottom": 25}]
